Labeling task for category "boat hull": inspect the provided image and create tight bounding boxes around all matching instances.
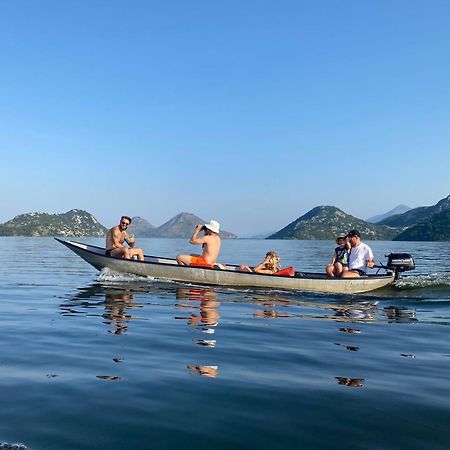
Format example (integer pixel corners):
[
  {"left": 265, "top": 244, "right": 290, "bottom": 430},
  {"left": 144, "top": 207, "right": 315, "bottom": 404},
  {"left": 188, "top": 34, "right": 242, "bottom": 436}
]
[{"left": 56, "top": 239, "right": 395, "bottom": 294}]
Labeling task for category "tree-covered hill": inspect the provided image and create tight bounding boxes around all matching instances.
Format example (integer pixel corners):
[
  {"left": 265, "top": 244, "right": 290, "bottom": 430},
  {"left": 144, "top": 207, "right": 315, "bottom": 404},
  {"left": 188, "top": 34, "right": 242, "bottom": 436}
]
[
  {"left": 268, "top": 206, "right": 399, "bottom": 240},
  {"left": 393, "top": 209, "right": 450, "bottom": 241}
]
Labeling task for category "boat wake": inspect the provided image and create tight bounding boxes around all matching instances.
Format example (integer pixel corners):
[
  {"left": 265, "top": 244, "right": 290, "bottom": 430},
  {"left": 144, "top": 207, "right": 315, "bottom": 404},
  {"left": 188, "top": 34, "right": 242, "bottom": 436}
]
[
  {"left": 395, "top": 272, "right": 450, "bottom": 290},
  {"left": 0, "top": 443, "right": 28, "bottom": 450},
  {"left": 97, "top": 267, "right": 154, "bottom": 283}
]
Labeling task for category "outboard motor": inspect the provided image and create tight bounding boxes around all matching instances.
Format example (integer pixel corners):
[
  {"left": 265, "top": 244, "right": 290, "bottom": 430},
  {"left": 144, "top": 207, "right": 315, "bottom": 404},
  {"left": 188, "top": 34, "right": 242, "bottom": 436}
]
[{"left": 384, "top": 253, "right": 415, "bottom": 279}]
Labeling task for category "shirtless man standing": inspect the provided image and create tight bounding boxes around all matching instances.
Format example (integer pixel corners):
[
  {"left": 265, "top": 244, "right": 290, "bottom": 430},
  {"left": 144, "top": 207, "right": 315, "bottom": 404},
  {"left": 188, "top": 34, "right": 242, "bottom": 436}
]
[
  {"left": 176, "top": 220, "right": 221, "bottom": 267},
  {"left": 105, "top": 216, "right": 144, "bottom": 261}
]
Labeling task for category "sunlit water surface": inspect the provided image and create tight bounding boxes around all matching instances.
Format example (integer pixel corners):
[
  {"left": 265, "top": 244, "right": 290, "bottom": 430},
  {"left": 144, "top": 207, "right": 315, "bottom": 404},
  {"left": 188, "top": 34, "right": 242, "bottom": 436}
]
[{"left": 1, "top": 237, "right": 450, "bottom": 450}]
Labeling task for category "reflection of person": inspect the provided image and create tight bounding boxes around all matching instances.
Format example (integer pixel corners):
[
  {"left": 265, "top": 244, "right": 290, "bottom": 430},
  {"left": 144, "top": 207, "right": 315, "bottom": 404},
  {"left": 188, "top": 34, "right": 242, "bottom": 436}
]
[
  {"left": 239, "top": 251, "right": 281, "bottom": 274},
  {"left": 335, "top": 377, "right": 364, "bottom": 387},
  {"left": 340, "top": 229, "right": 374, "bottom": 278},
  {"left": 176, "top": 220, "right": 221, "bottom": 267},
  {"left": 254, "top": 309, "right": 290, "bottom": 318},
  {"left": 326, "top": 235, "right": 350, "bottom": 278},
  {"left": 176, "top": 288, "right": 221, "bottom": 327},
  {"left": 187, "top": 365, "right": 218, "bottom": 378},
  {"left": 340, "top": 327, "right": 361, "bottom": 334},
  {"left": 106, "top": 216, "right": 144, "bottom": 261},
  {"left": 103, "top": 290, "right": 134, "bottom": 334},
  {"left": 252, "top": 292, "right": 290, "bottom": 318}
]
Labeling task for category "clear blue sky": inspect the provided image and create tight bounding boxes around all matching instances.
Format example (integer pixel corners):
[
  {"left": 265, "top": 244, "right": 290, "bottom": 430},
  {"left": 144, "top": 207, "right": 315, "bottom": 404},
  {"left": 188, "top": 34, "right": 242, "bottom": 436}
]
[{"left": 1, "top": 0, "right": 449, "bottom": 235}]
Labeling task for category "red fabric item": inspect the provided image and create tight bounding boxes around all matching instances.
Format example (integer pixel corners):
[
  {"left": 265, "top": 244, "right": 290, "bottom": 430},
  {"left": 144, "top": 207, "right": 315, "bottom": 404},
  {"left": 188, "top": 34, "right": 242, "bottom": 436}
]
[{"left": 274, "top": 266, "right": 295, "bottom": 277}]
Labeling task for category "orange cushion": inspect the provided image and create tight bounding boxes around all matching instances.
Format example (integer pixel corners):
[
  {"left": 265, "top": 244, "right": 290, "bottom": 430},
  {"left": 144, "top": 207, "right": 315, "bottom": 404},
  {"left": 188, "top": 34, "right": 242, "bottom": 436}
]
[{"left": 274, "top": 266, "right": 295, "bottom": 277}]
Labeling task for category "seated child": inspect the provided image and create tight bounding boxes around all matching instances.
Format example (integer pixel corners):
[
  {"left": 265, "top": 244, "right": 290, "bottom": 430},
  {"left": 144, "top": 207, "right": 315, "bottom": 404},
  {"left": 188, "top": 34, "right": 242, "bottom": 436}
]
[
  {"left": 239, "top": 251, "right": 281, "bottom": 274},
  {"left": 326, "top": 236, "right": 350, "bottom": 278}
]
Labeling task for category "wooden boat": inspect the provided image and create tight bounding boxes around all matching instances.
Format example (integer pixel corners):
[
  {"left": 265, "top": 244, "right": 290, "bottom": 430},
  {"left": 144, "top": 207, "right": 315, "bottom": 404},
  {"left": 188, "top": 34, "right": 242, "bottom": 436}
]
[{"left": 56, "top": 239, "right": 412, "bottom": 294}]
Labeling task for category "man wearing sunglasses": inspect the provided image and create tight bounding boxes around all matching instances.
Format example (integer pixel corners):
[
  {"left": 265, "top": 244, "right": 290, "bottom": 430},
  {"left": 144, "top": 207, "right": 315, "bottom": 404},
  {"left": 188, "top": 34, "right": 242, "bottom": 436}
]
[{"left": 105, "top": 215, "right": 144, "bottom": 261}]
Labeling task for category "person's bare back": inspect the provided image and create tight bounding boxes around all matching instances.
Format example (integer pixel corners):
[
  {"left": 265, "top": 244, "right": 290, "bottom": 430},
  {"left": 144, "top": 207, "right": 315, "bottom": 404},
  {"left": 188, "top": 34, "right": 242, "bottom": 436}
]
[
  {"left": 198, "top": 234, "right": 221, "bottom": 265},
  {"left": 176, "top": 220, "right": 221, "bottom": 266}
]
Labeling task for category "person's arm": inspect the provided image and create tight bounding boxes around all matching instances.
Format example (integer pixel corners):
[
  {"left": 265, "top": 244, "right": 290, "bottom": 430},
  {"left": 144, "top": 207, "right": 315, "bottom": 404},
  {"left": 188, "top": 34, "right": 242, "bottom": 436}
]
[
  {"left": 366, "top": 247, "right": 375, "bottom": 268},
  {"left": 330, "top": 252, "right": 337, "bottom": 264},
  {"left": 190, "top": 225, "right": 207, "bottom": 245},
  {"left": 366, "top": 257, "right": 375, "bottom": 269},
  {"left": 253, "top": 256, "right": 276, "bottom": 274},
  {"left": 124, "top": 232, "right": 135, "bottom": 248}
]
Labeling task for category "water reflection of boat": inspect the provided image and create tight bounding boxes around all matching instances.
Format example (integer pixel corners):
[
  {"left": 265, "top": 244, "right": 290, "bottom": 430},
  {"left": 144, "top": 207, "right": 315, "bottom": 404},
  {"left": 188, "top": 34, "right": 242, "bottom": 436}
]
[
  {"left": 332, "top": 301, "right": 378, "bottom": 322},
  {"left": 250, "top": 292, "right": 380, "bottom": 323},
  {"left": 57, "top": 239, "right": 400, "bottom": 294},
  {"left": 381, "top": 305, "right": 417, "bottom": 323}
]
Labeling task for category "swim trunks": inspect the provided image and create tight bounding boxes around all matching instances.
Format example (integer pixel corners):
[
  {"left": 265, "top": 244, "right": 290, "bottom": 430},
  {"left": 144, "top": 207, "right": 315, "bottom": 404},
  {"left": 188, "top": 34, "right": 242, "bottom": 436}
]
[{"left": 190, "top": 255, "right": 214, "bottom": 268}]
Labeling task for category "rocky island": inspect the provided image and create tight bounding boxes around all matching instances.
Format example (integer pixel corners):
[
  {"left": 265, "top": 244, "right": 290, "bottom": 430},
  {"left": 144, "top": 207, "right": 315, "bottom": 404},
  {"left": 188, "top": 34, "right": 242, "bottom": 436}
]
[{"left": 0, "top": 209, "right": 107, "bottom": 237}]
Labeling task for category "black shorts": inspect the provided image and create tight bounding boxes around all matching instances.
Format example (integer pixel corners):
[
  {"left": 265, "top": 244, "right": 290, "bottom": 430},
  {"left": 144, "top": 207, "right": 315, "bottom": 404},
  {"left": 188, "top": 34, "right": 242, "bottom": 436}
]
[
  {"left": 349, "top": 268, "right": 367, "bottom": 276},
  {"left": 105, "top": 249, "right": 113, "bottom": 256}
]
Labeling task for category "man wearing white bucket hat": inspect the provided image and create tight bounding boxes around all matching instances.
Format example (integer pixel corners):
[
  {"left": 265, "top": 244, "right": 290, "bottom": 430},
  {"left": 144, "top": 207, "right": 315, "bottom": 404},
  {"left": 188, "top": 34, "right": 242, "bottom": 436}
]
[{"left": 176, "top": 220, "right": 221, "bottom": 267}]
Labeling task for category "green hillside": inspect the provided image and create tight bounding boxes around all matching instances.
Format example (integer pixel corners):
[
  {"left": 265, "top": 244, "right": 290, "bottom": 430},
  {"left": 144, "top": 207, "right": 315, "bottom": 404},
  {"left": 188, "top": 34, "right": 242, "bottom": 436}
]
[
  {"left": 268, "top": 206, "right": 399, "bottom": 240},
  {"left": 394, "top": 209, "right": 450, "bottom": 241}
]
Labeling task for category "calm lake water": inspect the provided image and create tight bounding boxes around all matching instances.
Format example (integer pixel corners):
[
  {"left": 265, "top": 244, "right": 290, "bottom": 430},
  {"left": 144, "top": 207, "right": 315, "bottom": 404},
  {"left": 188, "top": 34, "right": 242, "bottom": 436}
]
[{"left": 1, "top": 237, "right": 450, "bottom": 450}]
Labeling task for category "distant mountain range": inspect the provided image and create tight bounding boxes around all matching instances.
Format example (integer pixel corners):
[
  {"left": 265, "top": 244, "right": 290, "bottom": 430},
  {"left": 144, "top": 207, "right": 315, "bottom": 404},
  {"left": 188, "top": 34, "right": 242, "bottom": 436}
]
[
  {"left": 366, "top": 204, "right": 412, "bottom": 223},
  {"left": 130, "top": 212, "right": 237, "bottom": 239},
  {"left": 245, "top": 231, "right": 277, "bottom": 239},
  {"left": 0, "top": 209, "right": 107, "bottom": 237},
  {"left": 379, "top": 195, "right": 450, "bottom": 228},
  {"left": 128, "top": 216, "right": 156, "bottom": 235},
  {"left": 267, "top": 194, "right": 450, "bottom": 241},
  {"left": 2, "top": 194, "right": 450, "bottom": 240}
]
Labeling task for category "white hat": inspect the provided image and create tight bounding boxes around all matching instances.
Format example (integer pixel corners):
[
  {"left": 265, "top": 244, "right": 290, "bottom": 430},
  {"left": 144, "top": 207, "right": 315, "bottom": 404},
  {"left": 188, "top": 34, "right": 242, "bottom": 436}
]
[{"left": 204, "top": 220, "right": 220, "bottom": 234}]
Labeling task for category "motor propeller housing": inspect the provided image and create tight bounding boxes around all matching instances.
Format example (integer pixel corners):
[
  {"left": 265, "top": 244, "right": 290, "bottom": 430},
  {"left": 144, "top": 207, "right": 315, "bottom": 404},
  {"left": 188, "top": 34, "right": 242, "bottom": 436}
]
[{"left": 385, "top": 253, "right": 416, "bottom": 273}]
